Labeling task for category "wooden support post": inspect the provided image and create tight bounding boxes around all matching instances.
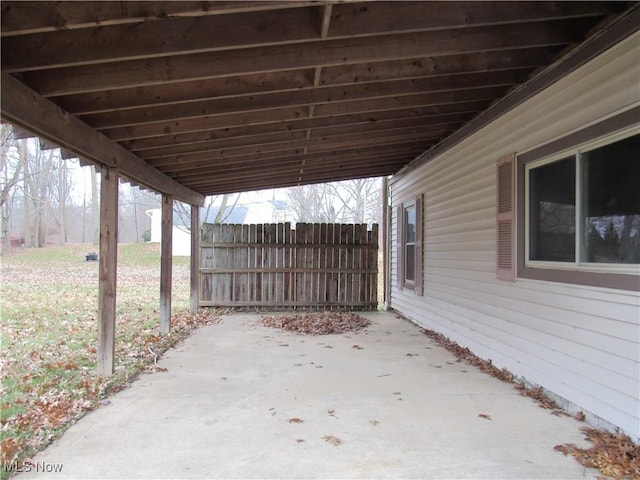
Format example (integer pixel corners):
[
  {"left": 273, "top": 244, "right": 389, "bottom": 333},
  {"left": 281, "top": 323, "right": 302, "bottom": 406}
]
[
  {"left": 382, "top": 177, "right": 390, "bottom": 310},
  {"left": 160, "top": 194, "right": 173, "bottom": 334},
  {"left": 190, "top": 204, "right": 200, "bottom": 314},
  {"left": 97, "top": 167, "right": 118, "bottom": 376}
]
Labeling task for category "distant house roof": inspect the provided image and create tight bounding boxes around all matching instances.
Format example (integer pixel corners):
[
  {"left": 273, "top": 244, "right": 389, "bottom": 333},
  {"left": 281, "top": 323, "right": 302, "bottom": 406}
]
[
  {"left": 203, "top": 205, "right": 249, "bottom": 224},
  {"left": 172, "top": 205, "right": 249, "bottom": 227}
]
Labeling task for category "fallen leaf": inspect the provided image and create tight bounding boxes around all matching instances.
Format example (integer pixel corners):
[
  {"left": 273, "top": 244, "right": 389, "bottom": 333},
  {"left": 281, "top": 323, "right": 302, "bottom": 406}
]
[
  {"left": 370, "top": 420, "right": 380, "bottom": 426},
  {"left": 323, "top": 435, "right": 342, "bottom": 446},
  {"left": 288, "top": 418, "right": 304, "bottom": 424},
  {"left": 352, "top": 345, "right": 363, "bottom": 350},
  {"left": 295, "top": 439, "right": 305, "bottom": 443},
  {"left": 478, "top": 413, "right": 492, "bottom": 420}
]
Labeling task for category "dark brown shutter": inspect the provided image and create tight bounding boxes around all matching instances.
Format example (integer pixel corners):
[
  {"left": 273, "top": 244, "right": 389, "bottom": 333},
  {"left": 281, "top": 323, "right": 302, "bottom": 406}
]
[
  {"left": 496, "top": 154, "right": 516, "bottom": 281},
  {"left": 396, "top": 204, "right": 404, "bottom": 287},
  {"left": 414, "top": 194, "right": 423, "bottom": 295}
]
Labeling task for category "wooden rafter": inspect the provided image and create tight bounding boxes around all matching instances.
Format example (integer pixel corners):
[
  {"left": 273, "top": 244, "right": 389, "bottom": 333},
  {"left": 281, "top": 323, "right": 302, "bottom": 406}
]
[{"left": 1, "top": 1, "right": 634, "bottom": 196}]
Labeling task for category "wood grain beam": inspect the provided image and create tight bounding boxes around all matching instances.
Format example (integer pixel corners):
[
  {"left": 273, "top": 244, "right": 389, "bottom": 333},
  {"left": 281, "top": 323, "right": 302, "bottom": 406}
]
[
  {"left": 0, "top": 73, "right": 204, "bottom": 205},
  {"left": 123, "top": 112, "right": 473, "bottom": 152},
  {"left": 127, "top": 113, "right": 464, "bottom": 157},
  {"left": 145, "top": 130, "right": 443, "bottom": 164},
  {"left": 156, "top": 142, "right": 429, "bottom": 174},
  {"left": 107, "top": 102, "right": 486, "bottom": 142},
  {"left": 170, "top": 152, "right": 419, "bottom": 182},
  {"left": 81, "top": 77, "right": 517, "bottom": 129},
  {"left": 0, "top": 1, "right": 314, "bottom": 36},
  {"left": 319, "top": 47, "right": 555, "bottom": 86},
  {"left": 137, "top": 123, "right": 452, "bottom": 160},
  {"left": 327, "top": 2, "right": 616, "bottom": 37},
  {"left": 185, "top": 166, "right": 402, "bottom": 195},
  {"left": 3, "top": 3, "right": 614, "bottom": 71},
  {"left": 18, "top": 20, "right": 585, "bottom": 95},
  {"left": 313, "top": 86, "right": 509, "bottom": 117},
  {"left": 55, "top": 69, "right": 315, "bottom": 114},
  {"left": 182, "top": 160, "right": 409, "bottom": 188}
]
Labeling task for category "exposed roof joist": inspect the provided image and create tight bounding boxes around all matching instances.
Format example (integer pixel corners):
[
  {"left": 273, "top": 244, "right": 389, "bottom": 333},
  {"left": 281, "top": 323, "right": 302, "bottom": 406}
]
[
  {"left": 0, "top": 73, "right": 204, "bottom": 205},
  {"left": 1, "top": 1, "right": 635, "bottom": 197}
]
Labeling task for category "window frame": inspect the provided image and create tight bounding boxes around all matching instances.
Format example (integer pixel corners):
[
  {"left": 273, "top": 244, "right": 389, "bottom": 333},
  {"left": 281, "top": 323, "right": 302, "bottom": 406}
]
[
  {"left": 397, "top": 194, "right": 423, "bottom": 295},
  {"left": 514, "top": 107, "right": 640, "bottom": 291}
]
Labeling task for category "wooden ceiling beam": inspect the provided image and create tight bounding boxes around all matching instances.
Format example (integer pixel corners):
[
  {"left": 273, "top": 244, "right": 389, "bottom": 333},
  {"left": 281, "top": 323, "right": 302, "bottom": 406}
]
[
  {"left": 82, "top": 79, "right": 514, "bottom": 129},
  {"left": 156, "top": 143, "right": 429, "bottom": 174},
  {"left": 3, "top": 6, "right": 324, "bottom": 72},
  {"left": 55, "top": 69, "right": 315, "bottom": 115},
  {"left": 170, "top": 153, "right": 416, "bottom": 183},
  {"left": 0, "top": 1, "right": 315, "bottom": 37},
  {"left": 327, "top": 2, "right": 618, "bottom": 37},
  {"left": 0, "top": 73, "right": 204, "bottom": 205},
  {"left": 170, "top": 153, "right": 414, "bottom": 182},
  {"left": 319, "top": 47, "right": 556, "bottom": 86},
  {"left": 107, "top": 102, "right": 488, "bottom": 142},
  {"left": 3, "top": 3, "right": 615, "bottom": 71},
  {"left": 143, "top": 129, "right": 443, "bottom": 163},
  {"left": 137, "top": 123, "right": 451, "bottom": 160},
  {"left": 184, "top": 166, "right": 400, "bottom": 195},
  {"left": 18, "top": 20, "right": 585, "bottom": 96},
  {"left": 180, "top": 160, "right": 409, "bottom": 187},
  {"left": 54, "top": 49, "right": 545, "bottom": 116},
  {"left": 148, "top": 134, "right": 436, "bottom": 168},
  {"left": 313, "top": 85, "right": 509, "bottom": 117},
  {"left": 170, "top": 154, "right": 413, "bottom": 184},
  {"left": 127, "top": 116, "right": 465, "bottom": 154}
]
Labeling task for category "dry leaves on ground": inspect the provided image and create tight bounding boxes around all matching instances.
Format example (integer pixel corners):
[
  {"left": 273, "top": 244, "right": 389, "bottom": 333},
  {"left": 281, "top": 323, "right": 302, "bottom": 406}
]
[
  {"left": 514, "top": 383, "right": 565, "bottom": 415},
  {"left": 554, "top": 427, "right": 640, "bottom": 479},
  {"left": 259, "top": 312, "right": 370, "bottom": 335},
  {"left": 323, "top": 435, "right": 342, "bottom": 446},
  {"left": 416, "top": 321, "right": 638, "bottom": 478}
]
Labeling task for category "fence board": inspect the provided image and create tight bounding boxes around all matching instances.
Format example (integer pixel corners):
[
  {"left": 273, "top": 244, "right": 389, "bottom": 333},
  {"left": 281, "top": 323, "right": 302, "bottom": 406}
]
[{"left": 200, "top": 222, "right": 378, "bottom": 310}]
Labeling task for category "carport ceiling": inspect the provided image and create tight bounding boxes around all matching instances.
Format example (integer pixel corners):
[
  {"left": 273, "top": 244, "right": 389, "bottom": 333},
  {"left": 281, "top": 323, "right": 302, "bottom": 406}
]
[{"left": 1, "top": 1, "right": 636, "bottom": 199}]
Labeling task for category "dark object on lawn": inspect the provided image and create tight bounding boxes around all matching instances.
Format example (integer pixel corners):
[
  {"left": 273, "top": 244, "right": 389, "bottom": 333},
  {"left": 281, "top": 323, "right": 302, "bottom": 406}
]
[{"left": 85, "top": 252, "right": 99, "bottom": 262}]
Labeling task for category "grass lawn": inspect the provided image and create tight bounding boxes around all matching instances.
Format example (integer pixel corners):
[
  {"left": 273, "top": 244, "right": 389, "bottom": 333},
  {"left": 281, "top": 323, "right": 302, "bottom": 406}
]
[{"left": 0, "top": 243, "right": 218, "bottom": 476}]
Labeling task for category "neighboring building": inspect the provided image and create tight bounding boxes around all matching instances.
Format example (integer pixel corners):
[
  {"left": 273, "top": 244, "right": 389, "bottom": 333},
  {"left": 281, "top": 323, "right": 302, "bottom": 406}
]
[
  {"left": 389, "top": 33, "right": 639, "bottom": 440},
  {"left": 147, "top": 201, "right": 286, "bottom": 256}
]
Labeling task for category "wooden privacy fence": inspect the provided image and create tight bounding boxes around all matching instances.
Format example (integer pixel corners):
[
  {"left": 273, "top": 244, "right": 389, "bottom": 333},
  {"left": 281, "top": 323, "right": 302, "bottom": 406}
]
[{"left": 200, "top": 222, "right": 378, "bottom": 310}]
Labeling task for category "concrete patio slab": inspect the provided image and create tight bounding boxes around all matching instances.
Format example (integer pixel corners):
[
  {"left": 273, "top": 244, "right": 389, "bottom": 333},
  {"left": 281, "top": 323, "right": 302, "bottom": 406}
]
[{"left": 20, "top": 312, "right": 598, "bottom": 479}]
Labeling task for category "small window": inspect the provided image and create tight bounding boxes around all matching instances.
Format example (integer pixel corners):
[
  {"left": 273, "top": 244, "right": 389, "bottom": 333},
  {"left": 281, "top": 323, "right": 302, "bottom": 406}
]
[
  {"left": 397, "top": 195, "right": 423, "bottom": 294},
  {"left": 404, "top": 205, "right": 416, "bottom": 283}
]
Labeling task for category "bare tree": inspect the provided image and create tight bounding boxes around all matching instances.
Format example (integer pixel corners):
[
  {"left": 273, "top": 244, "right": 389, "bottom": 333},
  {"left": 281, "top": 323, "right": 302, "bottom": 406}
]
[
  {"left": 286, "top": 183, "right": 338, "bottom": 223},
  {"left": 327, "top": 178, "right": 382, "bottom": 224},
  {"left": 48, "top": 157, "right": 74, "bottom": 245},
  {"left": 21, "top": 142, "right": 57, "bottom": 247},
  {"left": 287, "top": 178, "right": 382, "bottom": 224},
  {"left": 0, "top": 125, "right": 23, "bottom": 248}
]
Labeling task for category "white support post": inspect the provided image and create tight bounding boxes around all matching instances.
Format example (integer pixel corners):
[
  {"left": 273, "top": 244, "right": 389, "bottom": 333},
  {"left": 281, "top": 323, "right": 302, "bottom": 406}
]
[
  {"left": 97, "top": 167, "right": 118, "bottom": 376},
  {"left": 190, "top": 204, "right": 200, "bottom": 314},
  {"left": 160, "top": 194, "right": 173, "bottom": 334}
]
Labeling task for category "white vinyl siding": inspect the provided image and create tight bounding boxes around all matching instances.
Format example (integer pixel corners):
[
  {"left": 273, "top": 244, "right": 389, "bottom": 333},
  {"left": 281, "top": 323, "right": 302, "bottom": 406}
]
[{"left": 389, "top": 32, "right": 640, "bottom": 440}]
